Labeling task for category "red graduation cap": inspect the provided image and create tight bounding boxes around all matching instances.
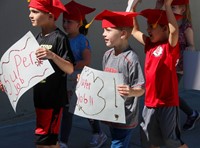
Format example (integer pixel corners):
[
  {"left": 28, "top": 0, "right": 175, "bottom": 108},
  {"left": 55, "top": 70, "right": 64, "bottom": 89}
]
[
  {"left": 140, "top": 9, "right": 182, "bottom": 26},
  {"left": 28, "top": 0, "right": 67, "bottom": 20},
  {"left": 88, "top": 9, "right": 138, "bottom": 28},
  {"left": 63, "top": 0, "right": 96, "bottom": 21},
  {"left": 172, "top": 0, "right": 189, "bottom": 5}
]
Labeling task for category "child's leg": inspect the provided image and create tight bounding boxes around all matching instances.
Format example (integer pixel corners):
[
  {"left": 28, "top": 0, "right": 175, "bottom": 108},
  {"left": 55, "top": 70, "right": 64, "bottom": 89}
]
[
  {"left": 140, "top": 106, "right": 163, "bottom": 148},
  {"left": 177, "top": 73, "right": 200, "bottom": 131},
  {"left": 35, "top": 107, "right": 63, "bottom": 147},
  {"left": 88, "top": 119, "right": 107, "bottom": 148},
  {"left": 159, "top": 107, "right": 187, "bottom": 147},
  {"left": 88, "top": 119, "right": 101, "bottom": 134},
  {"left": 178, "top": 73, "right": 193, "bottom": 116},
  {"left": 178, "top": 144, "right": 188, "bottom": 148},
  {"left": 109, "top": 127, "right": 133, "bottom": 148},
  {"left": 59, "top": 106, "right": 73, "bottom": 146},
  {"left": 179, "top": 98, "right": 193, "bottom": 116}
]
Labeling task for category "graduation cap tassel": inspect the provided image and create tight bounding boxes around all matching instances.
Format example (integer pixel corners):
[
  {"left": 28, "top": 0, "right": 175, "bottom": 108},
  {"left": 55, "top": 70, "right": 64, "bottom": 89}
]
[{"left": 85, "top": 18, "right": 95, "bottom": 29}]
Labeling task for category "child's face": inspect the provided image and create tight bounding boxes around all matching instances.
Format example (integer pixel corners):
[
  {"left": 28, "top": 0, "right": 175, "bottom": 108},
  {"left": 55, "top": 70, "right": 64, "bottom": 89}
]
[
  {"left": 29, "top": 8, "right": 51, "bottom": 27},
  {"left": 147, "top": 23, "right": 168, "bottom": 43},
  {"left": 171, "top": 5, "right": 186, "bottom": 15},
  {"left": 102, "top": 27, "right": 123, "bottom": 48},
  {"left": 62, "top": 19, "right": 80, "bottom": 35}
]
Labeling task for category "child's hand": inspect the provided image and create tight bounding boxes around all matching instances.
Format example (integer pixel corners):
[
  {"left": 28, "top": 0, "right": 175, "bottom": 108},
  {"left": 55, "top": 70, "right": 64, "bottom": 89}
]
[
  {"left": 35, "top": 47, "right": 55, "bottom": 60},
  {"left": 0, "top": 82, "right": 5, "bottom": 92},
  {"left": 117, "top": 84, "right": 131, "bottom": 97},
  {"left": 77, "top": 74, "right": 80, "bottom": 82},
  {"left": 164, "top": 0, "right": 173, "bottom": 6}
]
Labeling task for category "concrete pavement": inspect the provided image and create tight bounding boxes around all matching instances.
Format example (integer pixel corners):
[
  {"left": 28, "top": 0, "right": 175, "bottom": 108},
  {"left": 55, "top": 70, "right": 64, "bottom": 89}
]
[{"left": 0, "top": 89, "right": 200, "bottom": 148}]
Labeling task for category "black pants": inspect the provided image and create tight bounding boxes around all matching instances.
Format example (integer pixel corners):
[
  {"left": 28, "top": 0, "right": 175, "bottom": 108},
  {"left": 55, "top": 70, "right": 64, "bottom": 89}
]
[{"left": 177, "top": 73, "right": 193, "bottom": 116}]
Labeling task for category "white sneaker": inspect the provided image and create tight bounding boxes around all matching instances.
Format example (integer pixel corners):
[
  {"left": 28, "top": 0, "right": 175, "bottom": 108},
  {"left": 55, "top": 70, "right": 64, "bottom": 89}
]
[{"left": 88, "top": 132, "right": 107, "bottom": 148}]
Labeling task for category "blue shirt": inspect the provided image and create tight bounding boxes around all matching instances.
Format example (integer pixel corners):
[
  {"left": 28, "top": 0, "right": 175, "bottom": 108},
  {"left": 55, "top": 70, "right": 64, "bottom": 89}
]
[{"left": 69, "top": 34, "right": 91, "bottom": 62}]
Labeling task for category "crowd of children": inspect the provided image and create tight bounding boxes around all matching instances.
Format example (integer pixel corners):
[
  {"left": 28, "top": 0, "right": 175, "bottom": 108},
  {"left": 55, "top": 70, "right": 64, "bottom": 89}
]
[{"left": 0, "top": 0, "right": 200, "bottom": 147}]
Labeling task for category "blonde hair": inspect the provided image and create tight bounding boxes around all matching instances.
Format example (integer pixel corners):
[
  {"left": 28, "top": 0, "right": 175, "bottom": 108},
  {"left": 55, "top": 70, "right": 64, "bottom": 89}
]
[{"left": 183, "top": 4, "right": 192, "bottom": 24}]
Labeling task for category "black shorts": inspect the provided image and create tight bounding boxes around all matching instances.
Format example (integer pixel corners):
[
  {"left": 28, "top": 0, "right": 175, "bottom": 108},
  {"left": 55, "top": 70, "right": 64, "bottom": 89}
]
[
  {"left": 35, "top": 107, "right": 62, "bottom": 145},
  {"left": 140, "top": 106, "right": 184, "bottom": 147}
]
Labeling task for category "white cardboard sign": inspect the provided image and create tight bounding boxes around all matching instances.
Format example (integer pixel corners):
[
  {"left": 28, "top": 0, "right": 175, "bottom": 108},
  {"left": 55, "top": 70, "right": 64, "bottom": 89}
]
[
  {"left": 74, "top": 66, "right": 126, "bottom": 123},
  {"left": 0, "top": 31, "right": 55, "bottom": 111}
]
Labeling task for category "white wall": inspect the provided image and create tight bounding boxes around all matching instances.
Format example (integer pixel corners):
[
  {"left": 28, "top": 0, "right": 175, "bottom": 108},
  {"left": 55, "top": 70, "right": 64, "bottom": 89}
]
[{"left": 0, "top": 0, "right": 199, "bottom": 121}]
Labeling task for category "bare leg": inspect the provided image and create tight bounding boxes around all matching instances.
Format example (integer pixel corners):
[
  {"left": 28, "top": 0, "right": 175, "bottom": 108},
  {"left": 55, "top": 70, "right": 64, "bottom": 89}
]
[
  {"left": 178, "top": 144, "right": 188, "bottom": 148},
  {"left": 36, "top": 142, "right": 60, "bottom": 148}
]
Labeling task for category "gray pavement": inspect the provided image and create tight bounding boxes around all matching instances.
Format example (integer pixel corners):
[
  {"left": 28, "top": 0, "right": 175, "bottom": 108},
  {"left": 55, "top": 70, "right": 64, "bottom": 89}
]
[{"left": 0, "top": 89, "right": 200, "bottom": 148}]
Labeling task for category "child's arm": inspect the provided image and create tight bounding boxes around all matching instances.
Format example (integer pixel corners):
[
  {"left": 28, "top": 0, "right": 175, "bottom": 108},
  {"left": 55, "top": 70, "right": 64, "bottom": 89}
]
[
  {"left": 117, "top": 84, "right": 145, "bottom": 97},
  {"left": 75, "top": 48, "right": 91, "bottom": 70},
  {"left": 131, "top": 1, "right": 146, "bottom": 45},
  {"left": 155, "top": 0, "right": 164, "bottom": 9},
  {"left": 35, "top": 47, "right": 74, "bottom": 74},
  {"left": 74, "top": 48, "right": 91, "bottom": 70},
  {"left": 164, "top": 0, "right": 179, "bottom": 47},
  {"left": 185, "top": 28, "right": 195, "bottom": 50}
]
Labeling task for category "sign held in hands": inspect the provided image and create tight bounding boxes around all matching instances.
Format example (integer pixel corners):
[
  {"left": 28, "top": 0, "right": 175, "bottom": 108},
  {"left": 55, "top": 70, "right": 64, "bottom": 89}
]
[
  {"left": 0, "top": 31, "right": 55, "bottom": 112},
  {"left": 74, "top": 66, "right": 126, "bottom": 123}
]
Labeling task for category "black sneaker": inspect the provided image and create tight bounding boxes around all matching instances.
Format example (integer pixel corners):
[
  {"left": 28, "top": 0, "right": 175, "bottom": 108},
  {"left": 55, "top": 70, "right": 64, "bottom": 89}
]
[
  {"left": 183, "top": 111, "right": 200, "bottom": 131},
  {"left": 88, "top": 131, "right": 107, "bottom": 148}
]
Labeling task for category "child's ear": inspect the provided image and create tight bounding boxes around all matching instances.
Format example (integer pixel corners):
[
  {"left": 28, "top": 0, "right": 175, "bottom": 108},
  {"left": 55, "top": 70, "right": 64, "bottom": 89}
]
[
  {"left": 121, "top": 30, "right": 128, "bottom": 39},
  {"left": 48, "top": 13, "right": 54, "bottom": 19}
]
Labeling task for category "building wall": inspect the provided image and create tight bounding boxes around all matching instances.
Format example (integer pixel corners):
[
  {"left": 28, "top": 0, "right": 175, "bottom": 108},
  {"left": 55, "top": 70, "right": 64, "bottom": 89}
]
[{"left": 0, "top": 0, "right": 199, "bottom": 121}]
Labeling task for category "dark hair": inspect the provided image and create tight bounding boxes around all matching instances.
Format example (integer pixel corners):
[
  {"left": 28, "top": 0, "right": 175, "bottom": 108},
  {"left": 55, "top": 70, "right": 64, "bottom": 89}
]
[{"left": 79, "top": 19, "right": 88, "bottom": 35}]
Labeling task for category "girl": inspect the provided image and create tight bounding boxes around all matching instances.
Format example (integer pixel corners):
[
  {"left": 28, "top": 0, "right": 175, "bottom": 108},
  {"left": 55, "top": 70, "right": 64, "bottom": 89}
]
[
  {"left": 171, "top": 0, "right": 200, "bottom": 131},
  {"left": 59, "top": 1, "right": 107, "bottom": 148}
]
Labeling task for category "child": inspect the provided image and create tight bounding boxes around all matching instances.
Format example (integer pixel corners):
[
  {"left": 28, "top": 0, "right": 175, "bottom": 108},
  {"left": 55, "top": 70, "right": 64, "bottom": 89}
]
[
  {"left": 28, "top": 0, "right": 74, "bottom": 147},
  {"left": 90, "top": 10, "right": 145, "bottom": 148},
  {"left": 156, "top": 0, "right": 200, "bottom": 131},
  {"left": 131, "top": 0, "right": 188, "bottom": 147},
  {"left": 59, "top": 1, "right": 107, "bottom": 148}
]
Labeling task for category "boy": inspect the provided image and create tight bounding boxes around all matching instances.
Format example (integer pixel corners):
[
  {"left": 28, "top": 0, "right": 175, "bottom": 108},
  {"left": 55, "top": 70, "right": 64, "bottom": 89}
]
[
  {"left": 156, "top": 0, "right": 200, "bottom": 131},
  {"left": 91, "top": 10, "right": 145, "bottom": 147},
  {"left": 28, "top": 0, "right": 74, "bottom": 147},
  {"left": 131, "top": 0, "right": 188, "bottom": 147}
]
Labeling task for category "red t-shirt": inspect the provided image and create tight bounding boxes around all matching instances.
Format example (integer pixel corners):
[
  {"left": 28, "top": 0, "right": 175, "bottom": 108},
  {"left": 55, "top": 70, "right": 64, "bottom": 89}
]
[{"left": 144, "top": 38, "right": 180, "bottom": 107}]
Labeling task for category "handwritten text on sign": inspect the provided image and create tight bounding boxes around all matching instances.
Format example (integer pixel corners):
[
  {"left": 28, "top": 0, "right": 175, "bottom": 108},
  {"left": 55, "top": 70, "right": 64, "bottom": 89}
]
[
  {"left": 0, "top": 31, "right": 55, "bottom": 111},
  {"left": 74, "top": 66, "right": 125, "bottom": 123}
]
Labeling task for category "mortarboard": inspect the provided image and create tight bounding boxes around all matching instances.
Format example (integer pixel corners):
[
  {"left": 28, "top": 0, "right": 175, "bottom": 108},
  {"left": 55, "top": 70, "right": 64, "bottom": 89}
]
[
  {"left": 86, "top": 9, "right": 138, "bottom": 28},
  {"left": 172, "top": 0, "right": 189, "bottom": 5},
  {"left": 63, "top": 0, "right": 95, "bottom": 21},
  {"left": 28, "top": 0, "right": 67, "bottom": 20},
  {"left": 140, "top": 9, "right": 182, "bottom": 27}
]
